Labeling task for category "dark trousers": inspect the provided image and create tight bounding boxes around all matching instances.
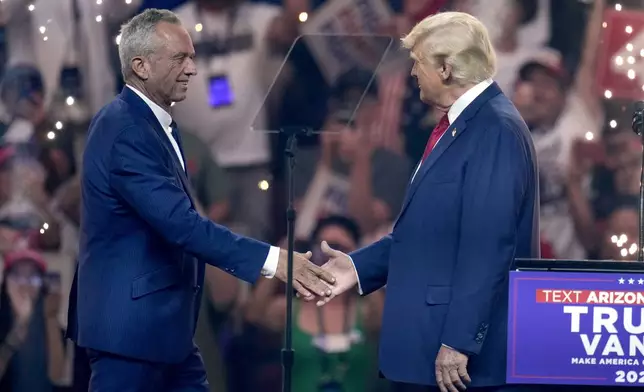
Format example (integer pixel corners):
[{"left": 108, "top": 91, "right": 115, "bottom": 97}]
[
  {"left": 86, "top": 346, "right": 208, "bottom": 392},
  {"left": 392, "top": 383, "right": 552, "bottom": 392},
  {"left": 71, "top": 343, "right": 91, "bottom": 392}
]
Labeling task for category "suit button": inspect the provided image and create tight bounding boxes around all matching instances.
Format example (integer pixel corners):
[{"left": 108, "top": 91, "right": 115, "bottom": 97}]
[{"left": 193, "top": 285, "right": 201, "bottom": 292}]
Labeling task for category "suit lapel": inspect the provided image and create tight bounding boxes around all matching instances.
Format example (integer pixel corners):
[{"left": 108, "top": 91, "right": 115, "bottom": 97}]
[
  {"left": 394, "top": 82, "right": 503, "bottom": 227},
  {"left": 119, "top": 87, "right": 197, "bottom": 206}
]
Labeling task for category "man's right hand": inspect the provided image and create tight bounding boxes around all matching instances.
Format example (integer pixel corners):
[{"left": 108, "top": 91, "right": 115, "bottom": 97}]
[
  {"left": 316, "top": 241, "right": 358, "bottom": 306},
  {"left": 275, "top": 248, "right": 336, "bottom": 300}
]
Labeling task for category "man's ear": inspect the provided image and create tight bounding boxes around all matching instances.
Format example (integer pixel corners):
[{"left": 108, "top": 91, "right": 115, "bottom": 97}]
[
  {"left": 131, "top": 56, "right": 149, "bottom": 80},
  {"left": 440, "top": 63, "right": 452, "bottom": 83}
]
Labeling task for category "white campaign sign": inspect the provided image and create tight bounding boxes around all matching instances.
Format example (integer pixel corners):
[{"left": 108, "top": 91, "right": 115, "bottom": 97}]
[
  {"left": 610, "top": 30, "right": 644, "bottom": 83},
  {"left": 300, "top": 0, "right": 394, "bottom": 83}
]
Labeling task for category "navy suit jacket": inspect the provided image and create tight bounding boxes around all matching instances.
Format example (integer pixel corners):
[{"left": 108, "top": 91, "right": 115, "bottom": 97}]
[
  {"left": 351, "top": 82, "right": 539, "bottom": 387},
  {"left": 67, "top": 87, "right": 269, "bottom": 364}
]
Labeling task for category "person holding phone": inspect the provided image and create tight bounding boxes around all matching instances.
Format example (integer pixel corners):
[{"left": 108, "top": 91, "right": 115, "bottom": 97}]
[
  {"left": 0, "top": 249, "right": 66, "bottom": 392},
  {"left": 170, "top": 0, "right": 296, "bottom": 242}
]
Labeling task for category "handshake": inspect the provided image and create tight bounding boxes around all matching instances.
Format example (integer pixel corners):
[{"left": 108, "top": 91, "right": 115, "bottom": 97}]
[{"left": 274, "top": 241, "right": 355, "bottom": 306}]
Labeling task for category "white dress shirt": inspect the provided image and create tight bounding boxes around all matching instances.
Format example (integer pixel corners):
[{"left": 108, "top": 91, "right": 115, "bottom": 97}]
[
  {"left": 411, "top": 78, "right": 494, "bottom": 182},
  {"left": 127, "top": 85, "right": 280, "bottom": 277},
  {"left": 353, "top": 78, "right": 494, "bottom": 294}
]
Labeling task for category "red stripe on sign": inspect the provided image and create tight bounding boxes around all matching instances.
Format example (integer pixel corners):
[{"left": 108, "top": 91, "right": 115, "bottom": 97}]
[{"left": 536, "top": 289, "right": 644, "bottom": 305}]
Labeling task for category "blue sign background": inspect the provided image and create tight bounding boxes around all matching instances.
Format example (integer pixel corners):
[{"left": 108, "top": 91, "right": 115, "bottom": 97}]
[{"left": 507, "top": 270, "right": 644, "bottom": 387}]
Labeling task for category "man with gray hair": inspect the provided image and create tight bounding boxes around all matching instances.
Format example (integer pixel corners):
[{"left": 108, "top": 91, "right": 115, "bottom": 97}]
[
  {"left": 66, "top": 8, "right": 335, "bottom": 391},
  {"left": 319, "top": 12, "right": 540, "bottom": 392}
]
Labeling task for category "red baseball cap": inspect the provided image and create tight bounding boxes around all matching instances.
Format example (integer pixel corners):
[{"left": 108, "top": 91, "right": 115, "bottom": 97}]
[
  {"left": 3, "top": 248, "right": 47, "bottom": 273},
  {"left": 519, "top": 48, "right": 571, "bottom": 88},
  {"left": 0, "top": 146, "right": 15, "bottom": 168}
]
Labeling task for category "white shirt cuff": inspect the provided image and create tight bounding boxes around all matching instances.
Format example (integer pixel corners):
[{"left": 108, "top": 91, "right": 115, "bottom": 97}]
[
  {"left": 261, "top": 246, "right": 280, "bottom": 278},
  {"left": 347, "top": 254, "right": 363, "bottom": 295}
]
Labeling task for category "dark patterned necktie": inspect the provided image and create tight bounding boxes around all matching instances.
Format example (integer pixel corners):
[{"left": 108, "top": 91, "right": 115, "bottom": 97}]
[{"left": 169, "top": 121, "right": 187, "bottom": 172}]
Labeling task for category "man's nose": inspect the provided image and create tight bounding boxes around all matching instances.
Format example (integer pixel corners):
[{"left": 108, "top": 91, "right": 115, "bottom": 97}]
[{"left": 185, "top": 59, "right": 197, "bottom": 76}]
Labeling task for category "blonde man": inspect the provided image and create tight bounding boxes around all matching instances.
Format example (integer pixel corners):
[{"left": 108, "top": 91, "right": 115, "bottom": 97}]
[{"left": 319, "top": 12, "right": 540, "bottom": 392}]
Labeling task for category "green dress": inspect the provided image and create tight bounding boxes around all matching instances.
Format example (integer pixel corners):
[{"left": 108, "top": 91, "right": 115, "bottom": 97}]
[{"left": 291, "top": 300, "right": 376, "bottom": 392}]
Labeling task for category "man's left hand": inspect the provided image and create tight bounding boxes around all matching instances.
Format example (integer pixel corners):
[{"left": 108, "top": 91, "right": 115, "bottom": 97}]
[{"left": 435, "top": 345, "right": 471, "bottom": 392}]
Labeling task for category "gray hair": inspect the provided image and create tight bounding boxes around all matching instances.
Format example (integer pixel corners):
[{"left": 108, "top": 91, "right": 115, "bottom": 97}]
[{"left": 118, "top": 8, "right": 182, "bottom": 80}]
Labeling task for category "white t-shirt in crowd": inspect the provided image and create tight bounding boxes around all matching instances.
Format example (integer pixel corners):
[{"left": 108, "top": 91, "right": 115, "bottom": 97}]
[
  {"left": 1, "top": 0, "right": 123, "bottom": 114},
  {"left": 495, "top": 47, "right": 545, "bottom": 95},
  {"left": 464, "top": 0, "right": 550, "bottom": 50},
  {"left": 532, "top": 90, "right": 603, "bottom": 260},
  {"left": 172, "top": 2, "right": 281, "bottom": 168}
]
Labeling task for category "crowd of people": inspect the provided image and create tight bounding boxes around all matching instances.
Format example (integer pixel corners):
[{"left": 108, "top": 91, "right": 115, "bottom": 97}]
[{"left": 0, "top": 0, "right": 635, "bottom": 390}]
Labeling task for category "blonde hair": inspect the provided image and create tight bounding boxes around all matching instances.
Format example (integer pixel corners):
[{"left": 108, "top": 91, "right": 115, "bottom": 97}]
[{"left": 401, "top": 12, "right": 496, "bottom": 86}]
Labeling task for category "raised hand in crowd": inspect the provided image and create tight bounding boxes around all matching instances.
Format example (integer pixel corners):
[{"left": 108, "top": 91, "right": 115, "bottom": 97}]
[
  {"left": 7, "top": 275, "right": 34, "bottom": 327},
  {"left": 319, "top": 120, "right": 346, "bottom": 167},
  {"left": 567, "top": 139, "right": 603, "bottom": 185},
  {"left": 0, "top": 226, "right": 21, "bottom": 252},
  {"left": 43, "top": 278, "right": 61, "bottom": 320},
  {"left": 379, "top": 14, "right": 413, "bottom": 38},
  {"left": 22, "top": 164, "right": 50, "bottom": 210}
]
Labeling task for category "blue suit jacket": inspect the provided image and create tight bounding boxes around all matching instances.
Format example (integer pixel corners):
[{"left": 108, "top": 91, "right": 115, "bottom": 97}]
[
  {"left": 351, "top": 82, "right": 539, "bottom": 387},
  {"left": 67, "top": 87, "right": 269, "bottom": 364}
]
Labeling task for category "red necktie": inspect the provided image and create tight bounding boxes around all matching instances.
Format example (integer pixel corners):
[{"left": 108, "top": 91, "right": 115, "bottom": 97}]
[{"left": 422, "top": 115, "right": 450, "bottom": 162}]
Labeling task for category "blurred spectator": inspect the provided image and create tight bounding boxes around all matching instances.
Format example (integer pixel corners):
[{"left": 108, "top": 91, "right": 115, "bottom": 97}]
[
  {"left": 566, "top": 110, "right": 642, "bottom": 260},
  {"left": 246, "top": 215, "right": 385, "bottom": 392},
  {"left": 600, "top": 205, "right": 639, "bottom": 261},
  {"left": 181, "top": 130, "right": 232, "bottom": 223},
  {"left": 511, "top": 0, "right": 604, "bottom": 260},
  {"left": 0, "top": 65, "right": 77, "bottom": 191},
  {"left": 0, "top": 0, "right": 125, "bottom": 118},
  {"left": 452, "top": 0, "right": 550, "bottom": 55},
  {"left": 0, "top": 144, "right": 60, "bottom": 251},
  {"left": 0, "top": 65, "right": 82, "bottom": 250},
  {"left": 172, "top": 0, "right": 296, "bottom": 241},
  {"left": 222, "top": 238, "right": 309, "bottom": 392},
  {"left": 0, "top": 249, "right": 66, "bottom": 391},
  {"left": 294, "top": 69, "right": 411, "bottom": 236},
  {"left": 490, "top": 0, "right": 548, "bottom": 94}
]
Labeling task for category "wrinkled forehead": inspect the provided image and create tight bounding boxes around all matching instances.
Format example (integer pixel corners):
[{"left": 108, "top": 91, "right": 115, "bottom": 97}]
[{"left": 155, "top": 22, "right": 195, "bottom": 52}]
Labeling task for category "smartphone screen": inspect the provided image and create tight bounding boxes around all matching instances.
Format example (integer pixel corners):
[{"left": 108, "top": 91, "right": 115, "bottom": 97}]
[{"left": 208, "top": 74, "right": 234, "bottom": 108}]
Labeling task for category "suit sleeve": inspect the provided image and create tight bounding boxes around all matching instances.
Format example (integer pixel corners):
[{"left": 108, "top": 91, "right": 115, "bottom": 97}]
[
  {"left": 109, "top": 126, "right": 269, "bottom": 284},
  {"left": 349, "top": 234, "right": 393, "bottom": 296},
  {"left": 440, "top": 126, "right": 529, "bottom": 355}
]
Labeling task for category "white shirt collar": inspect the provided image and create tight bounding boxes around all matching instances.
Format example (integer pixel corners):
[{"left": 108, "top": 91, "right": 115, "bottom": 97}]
[
  {"left": 126, "top": 85, "right": 173, "bottom": 135},
  {"left": 447, "top": 79, "right": 493, "bottom": 124}
]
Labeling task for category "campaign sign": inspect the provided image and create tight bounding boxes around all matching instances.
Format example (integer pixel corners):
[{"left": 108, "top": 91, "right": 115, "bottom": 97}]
[
  {"left": 300, "top": 0, "right": 393, "bottom": 83},
  {"left": 596, "top": 9, "right": 644, "bottom": 100},
  {"left": 507, "top": 270, "right": 644, "bottom": 387}
]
